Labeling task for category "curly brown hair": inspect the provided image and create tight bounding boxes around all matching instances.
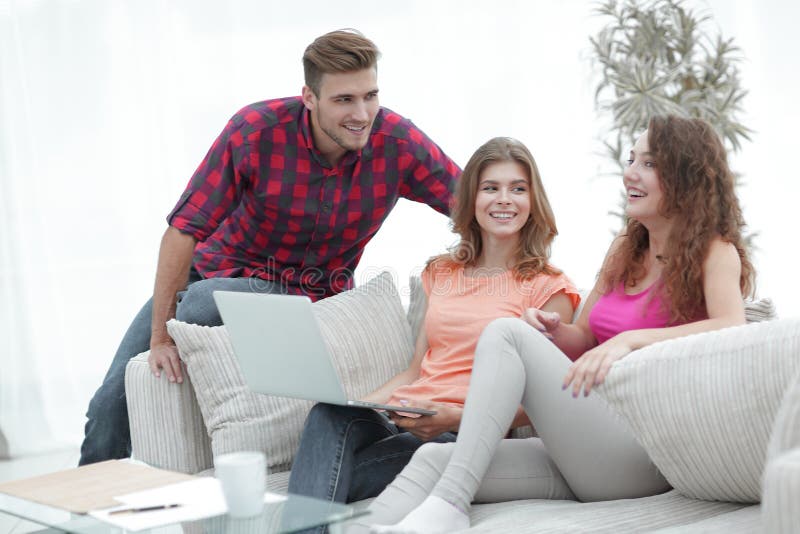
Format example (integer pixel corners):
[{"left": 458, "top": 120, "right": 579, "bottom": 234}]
[
  {"left": 602, "top": 115, "right": 755, "bottom": 323},
  {"left": 429, "top": 137, "right": 560, "bottom": 280}
]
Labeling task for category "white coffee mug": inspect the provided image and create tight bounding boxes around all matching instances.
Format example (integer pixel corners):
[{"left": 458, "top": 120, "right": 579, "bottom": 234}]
[{"left": 214, "top": 451, "right": 267, "bottom": 518}]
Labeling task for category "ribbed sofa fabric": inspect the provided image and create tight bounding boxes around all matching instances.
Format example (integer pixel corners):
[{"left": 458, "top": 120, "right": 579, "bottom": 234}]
[
  {"left": 123, "top": 289, "right": 795, "bottom": 531},
  {"left": 762, "top": 448, "right": 800, "bottom": 534},
  {"left": 598, "top": 318, "right": 800, "bottom": 503},
  {"left": 405, "top": 274, "right": 426, "bottom": 343},
  {"left": 767, "top": 368, "right": 800, "bottom": 459},
  {"left": 166, "top": 272, "right": 413, "bottom": 472},
  {"left": 125, "top": 352, "right": 213, "bottom": 473},
  {"left": 743, "top": 297, "right": 777, "bottom": 323},
  {"left": 466, "top": 489, "right": 753, "bottom": 533},
  {"left": 762, "top": 368, "right": 800, "bottom": 533}
]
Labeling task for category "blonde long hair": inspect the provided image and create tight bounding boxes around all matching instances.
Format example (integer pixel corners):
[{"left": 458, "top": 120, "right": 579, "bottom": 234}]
[{"left": 431, "top": 137, "right": 560, "bottom": 279}]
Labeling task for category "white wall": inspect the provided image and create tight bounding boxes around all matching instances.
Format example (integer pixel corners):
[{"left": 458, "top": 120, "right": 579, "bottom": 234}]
[
  {"left": 1, "top": 0, "right": 796, "bottom": 455},
  {"left": 701, "top": 0, "right": 800, "bottom": 318}
]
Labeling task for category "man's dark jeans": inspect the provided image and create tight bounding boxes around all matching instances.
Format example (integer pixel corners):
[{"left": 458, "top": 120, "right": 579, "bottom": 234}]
[{"left": 79, "top": 272, "right": 280, "bottom": 465}]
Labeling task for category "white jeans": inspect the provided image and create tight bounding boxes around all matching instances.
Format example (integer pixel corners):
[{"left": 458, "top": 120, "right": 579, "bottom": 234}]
[{"left": 360, "top": 318, "right": 669, "bottom": 525}]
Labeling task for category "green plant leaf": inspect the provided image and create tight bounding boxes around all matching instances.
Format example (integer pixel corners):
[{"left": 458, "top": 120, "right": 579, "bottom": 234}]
[{"left": 589, "top": 0, "right": 754, "bottom": 244}]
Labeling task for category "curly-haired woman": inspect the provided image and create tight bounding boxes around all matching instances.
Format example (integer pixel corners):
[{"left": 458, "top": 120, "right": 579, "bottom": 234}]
[
  {"left": 364, "top": 116, "right": 755, "bottom": 533},
  {"left": 287, "top": 138, "right": 580, "bottom": 519}
]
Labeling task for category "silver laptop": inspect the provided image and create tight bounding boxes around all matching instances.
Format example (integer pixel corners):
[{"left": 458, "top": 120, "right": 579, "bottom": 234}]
[{"left": 213, "top": 291, "right": 435, "bottom": 416}]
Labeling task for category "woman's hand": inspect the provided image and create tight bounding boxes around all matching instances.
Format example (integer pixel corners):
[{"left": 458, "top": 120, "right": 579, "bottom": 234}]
[
  {"left": 521, "top": 308, "right": 562, "bottom": 339},
  {"left": 562, "top": 331, "right": 637, "bottom": 397},
  {"left": 389, "top": 402, "right": 462, "bottom": 441}
]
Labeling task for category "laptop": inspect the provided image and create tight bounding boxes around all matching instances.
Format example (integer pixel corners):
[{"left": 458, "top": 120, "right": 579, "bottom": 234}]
[{"left": 213, "top": 291, "right": 436, "bottom": 416}]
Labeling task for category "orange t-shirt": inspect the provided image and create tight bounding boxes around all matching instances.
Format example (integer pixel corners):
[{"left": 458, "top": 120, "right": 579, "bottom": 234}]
[{"left": 387, "top": 263, "right": 580, "bottom": 408}]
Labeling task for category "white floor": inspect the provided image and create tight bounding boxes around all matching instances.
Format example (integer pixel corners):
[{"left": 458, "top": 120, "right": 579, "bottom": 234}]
[{"left": 0, "top": 448, "right": 80, "bottom": 534}]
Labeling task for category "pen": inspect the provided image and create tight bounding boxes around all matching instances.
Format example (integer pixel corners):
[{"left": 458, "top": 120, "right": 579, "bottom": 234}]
[{"left": 108, "top": 503, "right": 182, "bottom": 515}]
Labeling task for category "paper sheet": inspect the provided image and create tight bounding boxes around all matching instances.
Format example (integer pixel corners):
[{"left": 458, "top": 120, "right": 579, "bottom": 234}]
[{"left": 88, "top": 477, "right": 286, "bottom": 531}]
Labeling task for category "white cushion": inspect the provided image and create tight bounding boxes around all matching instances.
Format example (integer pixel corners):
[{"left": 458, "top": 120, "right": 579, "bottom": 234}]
[
  {"left": 599, "top": 318, "right": 800, "bottom": 503},
  {"left": 166, "top": 272, "right": 413, "bottom": 472},
  {"left": 767, "top": 367, "right": 800, "bottom": 459},
  {"left": 762, "top": 366, "right": 800, "bottom": 532},
  {"left": 762, "top": 447, "right": 800, "bottom": 533}
]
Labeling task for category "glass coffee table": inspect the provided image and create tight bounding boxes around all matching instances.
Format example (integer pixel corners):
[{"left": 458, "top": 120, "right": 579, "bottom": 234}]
[{"left": 0, "top": 490, "right": 365, "bottom": 533}]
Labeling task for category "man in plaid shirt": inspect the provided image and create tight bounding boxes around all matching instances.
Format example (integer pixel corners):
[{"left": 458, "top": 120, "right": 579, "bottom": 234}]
[{"left": 80, "top": 29, "right": 460, "bottom": 465}]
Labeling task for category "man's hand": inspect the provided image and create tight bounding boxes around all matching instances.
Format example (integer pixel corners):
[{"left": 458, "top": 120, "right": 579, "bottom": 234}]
[
  {"left": 148, "top": 342, "right": 184, "bottom": 384},
  {"left": 389, "top": 402, "right": 462, "bottom": 441}
]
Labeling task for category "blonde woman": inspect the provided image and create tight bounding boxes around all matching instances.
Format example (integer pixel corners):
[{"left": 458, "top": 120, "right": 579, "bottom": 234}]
[{"left": 288, "top": 138, "right": 580, "bottom": 525}]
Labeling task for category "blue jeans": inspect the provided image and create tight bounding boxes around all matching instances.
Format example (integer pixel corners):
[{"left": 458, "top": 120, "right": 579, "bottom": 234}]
[
  {"left": 287, "top": 403, "right": 457, "bottom": 530},
  {"left": 79, "top": 270, "right": 280, "bottom": 465}
]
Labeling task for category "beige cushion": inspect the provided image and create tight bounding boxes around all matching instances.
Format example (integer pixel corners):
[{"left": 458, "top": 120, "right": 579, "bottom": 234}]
[
  {"left": 406, "top": 274, "right": 427, "bottom": 344},
  {"left": 599, "top": 318, "right": 800, "bottom": 503},
  {"left": 744, "top": 297, "right": 777, "bottom": 323},
  {"left": 167, "top": 272, "right": 413, "bottom": 472}
]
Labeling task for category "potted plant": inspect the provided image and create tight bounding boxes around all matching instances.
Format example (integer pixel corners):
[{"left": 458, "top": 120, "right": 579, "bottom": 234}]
[{"left": 590, "top": 0, "right": 752, "bottom": 225}]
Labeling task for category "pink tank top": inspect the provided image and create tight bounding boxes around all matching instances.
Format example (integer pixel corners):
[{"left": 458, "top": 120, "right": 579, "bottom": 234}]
[{"left": 588, "top": 283, "right": 674, "bottom": 344}]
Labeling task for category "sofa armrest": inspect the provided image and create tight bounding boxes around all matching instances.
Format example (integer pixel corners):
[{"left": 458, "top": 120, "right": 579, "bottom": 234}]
[
  {"left": 125, "top": 351, "right": 213, "bottom": 474},
  {"left": 762, "top": 447, "right": 800, "bottom": 533}
]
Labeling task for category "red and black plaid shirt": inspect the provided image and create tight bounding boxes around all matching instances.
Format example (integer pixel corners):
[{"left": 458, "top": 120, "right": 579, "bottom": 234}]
[{"left": 168, "top": 96, "right": 460, "bottom": 299}]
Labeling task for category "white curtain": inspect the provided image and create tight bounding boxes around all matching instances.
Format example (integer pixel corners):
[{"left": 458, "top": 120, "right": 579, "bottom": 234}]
[
  {"left": 0, "top": 0, "right": 243, "bottom": 456},
  {"left": 1, "top": 0, "right": 81, "bottom": 456},
  {"left": 0, "top": 0, "right": 465, "bottom": 458},
  {"left": 1, "top": 0, "right": 798, "bottom": 457}
]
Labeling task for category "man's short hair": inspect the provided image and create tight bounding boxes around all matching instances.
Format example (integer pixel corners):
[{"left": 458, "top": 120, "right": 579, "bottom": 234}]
[{"left": 303, "top": 29, "right": 380, "bottom": 96}]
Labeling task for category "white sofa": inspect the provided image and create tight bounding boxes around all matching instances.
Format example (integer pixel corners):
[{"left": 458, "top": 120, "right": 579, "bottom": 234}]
[{"left": 125, "top": 273, "right": 799, "bottom": 532}]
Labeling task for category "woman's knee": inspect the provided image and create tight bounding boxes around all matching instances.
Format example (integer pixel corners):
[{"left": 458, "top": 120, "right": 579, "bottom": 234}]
[
  {"left": 303, "top": 403, "right": 379, "bottom": 433},
  {"left": 477, "top": 317, "right": 547, "bottom": 357},
  {"left": 298, "top": 404, "right": 350, "bottom": 444},
  {"left": 485, "top": 316, "right": 525, "bottom": 334},
  {"left": 305, "top": 403, "right": 349, "bottom": 427},
  {"left": 481, "top": 317, "right": 541, "bottom": 344},
  {"left": 492, "top": 314, "right": 560, "bottom": 345}
]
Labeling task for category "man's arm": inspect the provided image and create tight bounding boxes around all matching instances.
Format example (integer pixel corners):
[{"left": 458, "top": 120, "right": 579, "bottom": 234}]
[
  {"left": 154, "top": 110, "right": 249, "bottom": 382},
  {"left": 394, "top": 117, "right": 461, "bottom": 215},
  {"left": 147, "top": 226, "right": 197, "bottom": 384}
]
